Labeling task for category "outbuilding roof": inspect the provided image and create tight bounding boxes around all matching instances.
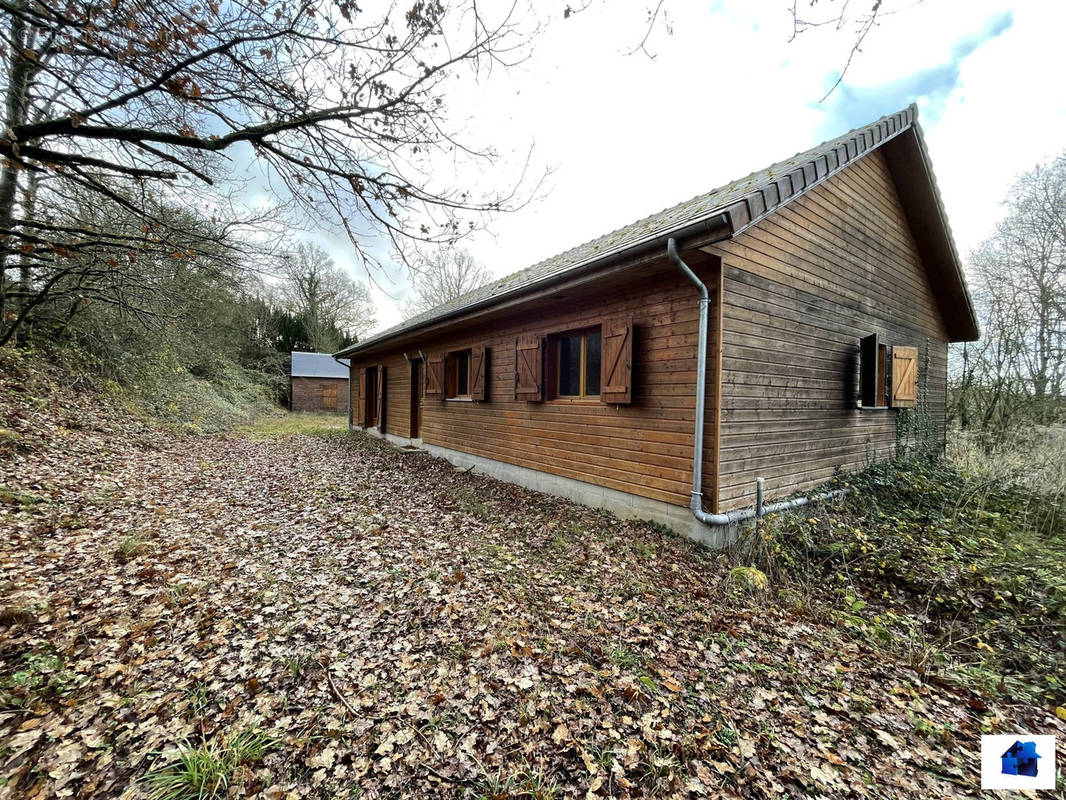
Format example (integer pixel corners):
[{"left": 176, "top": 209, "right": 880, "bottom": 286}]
[
  {"left": 291, "top": 352, "right": 350, "bottom": 379},
  {"left": 338, "top": 104, "right": 977, "bottom": 357}
]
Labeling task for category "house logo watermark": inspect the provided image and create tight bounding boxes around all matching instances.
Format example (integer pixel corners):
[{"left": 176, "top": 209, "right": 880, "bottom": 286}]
[{"left": 981, "top": 735, "right": 1057, "bottom": 791}]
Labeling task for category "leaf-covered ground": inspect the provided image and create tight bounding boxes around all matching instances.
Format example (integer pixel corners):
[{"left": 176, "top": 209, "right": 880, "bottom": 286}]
[{"left": 2, "top": 357, "right": 1064, "bottom": 798}]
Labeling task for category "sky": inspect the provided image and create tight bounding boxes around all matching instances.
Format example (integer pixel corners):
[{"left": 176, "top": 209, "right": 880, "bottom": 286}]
[{"left": 302, "top": 0, "right": 1066, "bottom": 333}]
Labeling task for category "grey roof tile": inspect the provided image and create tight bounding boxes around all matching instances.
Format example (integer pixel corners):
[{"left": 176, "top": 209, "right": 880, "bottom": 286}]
[{"left": 291, "top": 352, "right": 350, "bottom": 379}]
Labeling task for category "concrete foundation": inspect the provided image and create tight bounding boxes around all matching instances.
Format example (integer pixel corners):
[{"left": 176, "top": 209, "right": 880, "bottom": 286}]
[{"left": 351, "top": 425, "right": 742, "bottom": 549}]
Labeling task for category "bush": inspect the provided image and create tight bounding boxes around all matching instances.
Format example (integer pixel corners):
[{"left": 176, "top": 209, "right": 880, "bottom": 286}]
[
  {"left": 728, "top": 566, "right": 768, "bottom": 593},
  {"left": 122, "top": 355, "right": 278, "bottom": 433},
  {"left": 2, "top": 343, "right": 279, "bottom": 435}
]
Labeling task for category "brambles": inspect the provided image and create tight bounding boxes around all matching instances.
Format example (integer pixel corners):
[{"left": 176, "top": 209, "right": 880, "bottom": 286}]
[
  {"left": 742, "top": 457, "right": 1066, "bottom": 704},
  {"left": 0, "top": 651, "right": 86, "bottom": 710}
]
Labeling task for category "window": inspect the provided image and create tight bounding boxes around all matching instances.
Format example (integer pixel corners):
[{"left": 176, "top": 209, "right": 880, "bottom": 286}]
[
  {"left": 446, "top": 349, "right": 472, "bottom": 398},
  {"left": 515, "top": 322, "right": 631, "bottom": 405},
  {"left": 860, "top": 335, "right": 919, "bottom": 409},
  {"left": 860, "top": 334, "right": 888, "bottom": 408},
  {"left": 430, "top": 347, "right": 487, "bottom": 401},
  {"left": 555, "top": 329, "right": 601, "bottom": 399}
]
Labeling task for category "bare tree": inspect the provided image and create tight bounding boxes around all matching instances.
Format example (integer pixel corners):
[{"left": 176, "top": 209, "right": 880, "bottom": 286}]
[
  {"left": 279, "top": 242, "right": 375, "bottom": 351},
  {"left": 614, "top": 1, "right": 910, "bottom": 99},
  {"left": 951, "top": 153, "right": 1066, "bottom": 432},
  {"left": 0, "top": 190, "right": 242, "bottom": 347},
  {"left": 402, "top": 247, "right": 493, "bottom": 319},
  {"left": 0, "top": 0, "right": 535, "bottom": 343},
  {"left": 789, "top": 1, "right": 893, "bottom": 101}
]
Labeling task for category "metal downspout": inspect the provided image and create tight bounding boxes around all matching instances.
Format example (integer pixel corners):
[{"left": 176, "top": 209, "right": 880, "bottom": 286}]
[{"left": 666, "top": 238, "right": 850, "bottom": 527}]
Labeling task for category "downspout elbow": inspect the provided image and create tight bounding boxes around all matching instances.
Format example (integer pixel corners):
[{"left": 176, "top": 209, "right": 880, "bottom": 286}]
[
  {"left": 690, "top": 492, "right": 746, "bottom": 526},
  {"left": 667, "top": 238, "right": 709, "bottom": 303}
]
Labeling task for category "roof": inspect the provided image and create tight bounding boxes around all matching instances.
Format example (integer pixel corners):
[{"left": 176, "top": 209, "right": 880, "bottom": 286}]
[
  {"left": 291, "top": 352, "right": 350, "bottom": 379},
  {"left": 338, "top": 104, "right": 977, "bottom": 356}
]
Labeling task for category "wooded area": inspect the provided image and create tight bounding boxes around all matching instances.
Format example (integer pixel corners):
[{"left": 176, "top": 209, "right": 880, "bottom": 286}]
[
  {"left": 0, "top": 0, "right": 532, "bottom": 426},
  {"left": 951, "top": 153, "right": 1066, "bottom": 435}
]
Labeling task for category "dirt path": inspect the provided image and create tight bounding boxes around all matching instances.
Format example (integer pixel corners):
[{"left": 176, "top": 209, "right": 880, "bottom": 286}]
[{"left": 1, "top": 389, "right": 1062, "bottom": 797}]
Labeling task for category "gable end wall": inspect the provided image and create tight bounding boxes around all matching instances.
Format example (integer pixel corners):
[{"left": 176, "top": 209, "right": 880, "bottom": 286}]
[{"left": 710, "top": 148, "right": 949, "bottom": 511}]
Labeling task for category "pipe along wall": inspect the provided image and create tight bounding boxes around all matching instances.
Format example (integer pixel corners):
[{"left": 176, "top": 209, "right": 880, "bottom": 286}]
[{"left": 666, "top": 238, "right": 851, "bottom": 527}]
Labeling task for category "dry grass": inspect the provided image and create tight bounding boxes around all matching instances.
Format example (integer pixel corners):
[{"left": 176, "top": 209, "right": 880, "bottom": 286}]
[
  {"left": 947, "top": 425, "right": 1066, "bottom": 500},
  {"left": 237, "top": 411, "right": 349, "bottom": 438}
]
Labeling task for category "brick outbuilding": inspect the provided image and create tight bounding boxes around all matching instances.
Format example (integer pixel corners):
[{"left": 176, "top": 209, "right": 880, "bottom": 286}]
[{"left": 290, "top": 352, "right": 350, "bottom": 413}]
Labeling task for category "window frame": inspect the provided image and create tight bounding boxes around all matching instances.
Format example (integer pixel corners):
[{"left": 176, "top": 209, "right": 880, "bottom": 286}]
[
  {"left": 446, "top": 348, "right": 473, "bottom": 400},
  {"left": 552, "top": 327, "right": 601, "bottom": 401}
]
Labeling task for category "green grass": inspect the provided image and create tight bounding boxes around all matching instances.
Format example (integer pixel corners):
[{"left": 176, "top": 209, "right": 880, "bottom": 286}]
[
  {"left": 449, "top": 486, "right": 495, "bottom": 520},
  {"left": 144, "top": 729, "right": 277, "bottom": 800},
  {"left": 473, "top": 762, "right": 559, "bottom": 800},
  {"left": 238, "top": 411, "right": 348, "bottom": 438},
  {"left": 607, "top": 644, "right": 641, "bottom": 670},
  {"left": 0, "top": 484, "right": 46, "bottom": 506},
  {"left": 114, "top": 535, "right": 151, "bottom": 562}
]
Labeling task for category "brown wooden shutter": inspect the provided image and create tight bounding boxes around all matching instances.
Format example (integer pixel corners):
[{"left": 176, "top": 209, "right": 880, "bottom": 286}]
[
  {"left": 891, "top": 346, "right": 918, "bottom": 407},
  {"left": 426, "top": 353, "right": 445, "bottom": 399},
  {"left": 514, "top": 335, "right": 543, "bottom": 401},
  {"left": 357, "top": 368, "right": 367, "bottom": 425},
  {"left": 601, "top": 320, "right": 633, "bottom": 404},
  {"left": 377, "top": 365, "right": 387, "bottom": 429},
  {"left": 470, "top": 345, "right": 488, "bottom": 401}
]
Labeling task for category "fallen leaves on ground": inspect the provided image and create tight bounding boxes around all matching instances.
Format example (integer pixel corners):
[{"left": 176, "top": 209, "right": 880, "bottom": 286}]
[{"left": 1, "top": 358, "right": 1063, "bottom": 798}]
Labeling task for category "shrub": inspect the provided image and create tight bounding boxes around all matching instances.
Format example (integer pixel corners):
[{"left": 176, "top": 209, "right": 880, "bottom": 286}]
[{"left": 728, "top": 566, "right": 768, "bottom": 593}]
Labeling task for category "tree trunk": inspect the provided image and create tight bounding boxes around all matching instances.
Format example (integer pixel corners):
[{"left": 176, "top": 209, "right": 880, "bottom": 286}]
[{"left": 0, "top": 1, "right": 32, "bottom": 341}]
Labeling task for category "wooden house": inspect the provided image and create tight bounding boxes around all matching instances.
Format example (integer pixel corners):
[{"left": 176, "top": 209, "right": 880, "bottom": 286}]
[
  {"left": 336, "top": 106, "right": 978, "bottom": 546},
  {"left": 290, "top": 352, "right": 350, "bottom": 414}
]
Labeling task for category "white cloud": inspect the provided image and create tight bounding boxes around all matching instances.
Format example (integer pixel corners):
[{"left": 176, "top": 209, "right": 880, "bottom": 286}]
[
  {"left": 305, "top": 0, "right": 1066, "bottom": 332},
  {"left": 925, "top": 2, "right": 1066, "bottom": 257}
]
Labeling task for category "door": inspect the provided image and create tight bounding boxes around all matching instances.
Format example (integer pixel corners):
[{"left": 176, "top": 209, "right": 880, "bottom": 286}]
[
  {"left": 321, "top": 382, "right": 338, "bottom": 412},
  {"left": 410, "top": 359, "right": 424, "bottom": 438},
  {"left": 365, "top": 367, "right": 378, "bottom": 427}
]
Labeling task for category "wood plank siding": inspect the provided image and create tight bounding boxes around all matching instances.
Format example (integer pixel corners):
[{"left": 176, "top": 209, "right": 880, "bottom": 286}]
[
  {"left": 349, "top": 257, "right": 723, "bottom": 509},
  {"left": 709, "top": 149, "right": 949, "bottom": 510}
]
